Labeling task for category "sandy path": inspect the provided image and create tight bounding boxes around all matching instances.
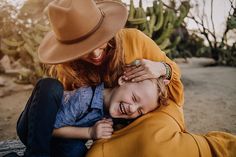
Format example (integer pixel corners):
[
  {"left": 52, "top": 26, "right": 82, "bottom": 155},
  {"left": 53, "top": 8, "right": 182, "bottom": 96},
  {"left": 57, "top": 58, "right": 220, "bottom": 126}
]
[
  {"left": 180, "top": 58, "right": 236, "bottom": 134},
  {"left": 0, "top": 58, "right": 235, "bottom": 141},
  {"left": 0, "top": 74, "right": 33, "bottom": 140}
]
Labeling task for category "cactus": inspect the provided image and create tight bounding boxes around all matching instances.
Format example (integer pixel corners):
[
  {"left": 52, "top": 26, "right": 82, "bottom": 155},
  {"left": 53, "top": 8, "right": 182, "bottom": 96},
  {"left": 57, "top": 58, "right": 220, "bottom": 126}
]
[
  {"left": 171, "top": 36, "right": 181, "bottom": 49},
  {"left": 139, "top": 0, "right": 143, "bottom": 8},
  {"left": 32, "top": 33, "right": 43, "bottom": 44},
  {"left": 162, "top": 9, "right": 174, "bottom": 29},
  {"left": 153, "top": 1, "right": 164, "bottom": 31},
  {"left": 153, "top": 0, "right": 159, "bottom": 15},
  {"left": 35, "top": 23, "right": 50, "bottom": 32},
  {"left": 1, "top": 46, "right": 17, "bottom": 55},
  {"left": 128, "top": 0, "right": 135, "bottom": 20},
  {"left": 135, "top": 5, "right": 147, "bottom": 30},
  {"left": 168, "top": 9, "right": 176, "bottom": 25},
  {"left": 147, "top": 14, "right": 156, "bottom": 37},
  {"left": 174, "top": 1, "right": 190, "bottom": 27},
  {"left": 127, "top": 0, "right": 147, "bottom": 28},
  {"left": 0, "top": 0, "right": 52, "bottom": 84},
  {"left": 128, "top": 17, "right": 146, "bottom": 25},
  {"left": 159, "top": 38, "right": 170, "bottom": 50},
  {"left": 146, "top": 7, "right": 154, "bottom": 16},
  {"left": 126, "top": 0, "right": 190, "bottom": 56},
  {"left": 155, "top": 23, "right": 174, "bottom": 44},
  {"left": 2, "top": 38, "right": 24, "bottom": 47}
]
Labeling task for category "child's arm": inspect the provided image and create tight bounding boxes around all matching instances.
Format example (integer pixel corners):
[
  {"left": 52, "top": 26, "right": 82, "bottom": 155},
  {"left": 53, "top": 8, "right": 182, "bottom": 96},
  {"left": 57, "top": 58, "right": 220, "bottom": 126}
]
[
  {"left": 53, "top": 126, "right": 91, "bottom": 139},
  {"left": 53, "top": 118, "right": 113, "bottom": 139}
]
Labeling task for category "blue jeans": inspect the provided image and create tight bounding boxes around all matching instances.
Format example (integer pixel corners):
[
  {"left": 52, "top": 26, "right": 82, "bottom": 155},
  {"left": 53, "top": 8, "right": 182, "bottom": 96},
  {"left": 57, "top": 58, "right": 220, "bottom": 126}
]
[
  {"left": 17, "top": 78, "right": 88, "bottom": 157},
  {"left": 51, "top": 138, "right": 87, "bottom": 157}
]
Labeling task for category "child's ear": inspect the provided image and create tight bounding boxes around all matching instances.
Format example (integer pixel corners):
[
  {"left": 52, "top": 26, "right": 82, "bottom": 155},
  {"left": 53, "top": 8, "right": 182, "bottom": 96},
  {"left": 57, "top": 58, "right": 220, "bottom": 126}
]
[
  {"left": 118, "top": 76, "right": 126, "bottom": 86},
  {"left": 163, "top": 79, "right": 170, "bottom": 85}
]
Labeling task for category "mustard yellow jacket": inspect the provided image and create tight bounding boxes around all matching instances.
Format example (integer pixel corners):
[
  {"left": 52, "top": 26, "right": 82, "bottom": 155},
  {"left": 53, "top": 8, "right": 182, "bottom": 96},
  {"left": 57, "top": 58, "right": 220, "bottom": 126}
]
[{"left": 86, "top": 29, "right": 236, "bottom": 157}]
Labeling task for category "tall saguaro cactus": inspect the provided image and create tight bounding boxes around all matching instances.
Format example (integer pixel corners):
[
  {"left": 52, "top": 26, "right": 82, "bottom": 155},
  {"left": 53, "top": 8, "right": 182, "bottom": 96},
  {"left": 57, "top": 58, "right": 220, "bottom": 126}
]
[{"left": 126, "top": 0, "right": 190, "bottom": 54}]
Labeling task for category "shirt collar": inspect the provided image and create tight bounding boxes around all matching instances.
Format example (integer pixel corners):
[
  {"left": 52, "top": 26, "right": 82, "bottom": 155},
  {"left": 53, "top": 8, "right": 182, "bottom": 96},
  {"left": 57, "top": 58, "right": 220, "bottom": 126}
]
[{"left": 90, "top": 83, "right": 104, "bottom": 110}]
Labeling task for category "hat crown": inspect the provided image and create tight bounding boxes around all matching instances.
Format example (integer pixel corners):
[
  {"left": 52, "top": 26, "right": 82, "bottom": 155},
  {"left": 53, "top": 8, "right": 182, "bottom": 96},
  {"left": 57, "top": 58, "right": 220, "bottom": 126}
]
[{"left": 48, "top": 0, "right": 103, "bottom": 41}]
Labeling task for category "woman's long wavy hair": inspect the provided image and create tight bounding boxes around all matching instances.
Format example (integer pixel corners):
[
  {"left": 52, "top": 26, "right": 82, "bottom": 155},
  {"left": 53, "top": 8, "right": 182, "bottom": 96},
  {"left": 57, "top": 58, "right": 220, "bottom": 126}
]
[{"left": 45, "top": 31, "right": 125, "bottom": 90}]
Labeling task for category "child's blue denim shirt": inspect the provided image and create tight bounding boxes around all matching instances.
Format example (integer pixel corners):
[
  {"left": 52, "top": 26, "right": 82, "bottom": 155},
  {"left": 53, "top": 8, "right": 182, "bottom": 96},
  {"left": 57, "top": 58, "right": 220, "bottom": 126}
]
[{"left": 54, "top": 83, "right": 105, "bottom": 128}]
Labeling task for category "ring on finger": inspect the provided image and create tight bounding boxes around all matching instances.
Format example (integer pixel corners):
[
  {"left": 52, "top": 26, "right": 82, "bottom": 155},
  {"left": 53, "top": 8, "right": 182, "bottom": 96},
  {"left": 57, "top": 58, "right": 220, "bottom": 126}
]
[{"left": 131, "top": 59, "right": 141, "bottom": 67}]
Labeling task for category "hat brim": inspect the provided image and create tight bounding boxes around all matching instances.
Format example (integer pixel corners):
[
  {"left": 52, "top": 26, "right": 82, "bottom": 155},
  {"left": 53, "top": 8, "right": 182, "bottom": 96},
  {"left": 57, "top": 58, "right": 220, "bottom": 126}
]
[{"left": 38, "top": 1, "right": 128, "bottom": 64}]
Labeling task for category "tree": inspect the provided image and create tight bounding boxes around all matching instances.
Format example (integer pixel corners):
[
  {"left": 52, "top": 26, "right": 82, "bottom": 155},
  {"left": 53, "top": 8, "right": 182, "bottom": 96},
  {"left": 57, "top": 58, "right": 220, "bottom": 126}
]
[{"left": 188, "top": 0, "right": 236, "bottom": 65}]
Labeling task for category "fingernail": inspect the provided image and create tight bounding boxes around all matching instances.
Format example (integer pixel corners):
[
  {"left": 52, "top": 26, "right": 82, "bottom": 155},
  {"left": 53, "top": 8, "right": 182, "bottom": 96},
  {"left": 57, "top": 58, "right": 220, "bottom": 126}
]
[{"left": 131, "top": 79, "right": 134, "bottom": 82}]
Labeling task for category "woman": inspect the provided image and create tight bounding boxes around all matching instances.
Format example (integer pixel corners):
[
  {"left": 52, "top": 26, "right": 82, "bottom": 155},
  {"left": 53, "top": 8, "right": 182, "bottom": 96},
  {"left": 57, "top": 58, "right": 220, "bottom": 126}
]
[
  {"left": 86, "top": 55, "right": 236, "bottom": 157},
  {"left": 13, "top": 0, "right": 179, "bottom": 157}
]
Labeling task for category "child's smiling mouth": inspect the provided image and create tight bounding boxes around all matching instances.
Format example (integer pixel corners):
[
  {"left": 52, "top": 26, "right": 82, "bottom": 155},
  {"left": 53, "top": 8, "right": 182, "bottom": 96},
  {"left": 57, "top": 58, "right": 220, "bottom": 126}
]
[{"left": 119, "top": 102, "right": 128, "bottom": 115}]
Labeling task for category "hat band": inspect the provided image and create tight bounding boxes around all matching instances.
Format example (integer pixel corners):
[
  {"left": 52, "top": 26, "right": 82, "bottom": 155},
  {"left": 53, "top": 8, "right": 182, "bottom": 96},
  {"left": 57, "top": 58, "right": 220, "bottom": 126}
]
[{"left": 58, "top": 8, "right": 105, "bottom": 45}]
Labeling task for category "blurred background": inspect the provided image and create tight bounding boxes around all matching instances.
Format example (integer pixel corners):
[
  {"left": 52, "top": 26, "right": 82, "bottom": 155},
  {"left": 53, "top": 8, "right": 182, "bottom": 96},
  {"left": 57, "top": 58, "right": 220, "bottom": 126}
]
[{"left": 0, "top": 0, "right": 235, "bottom": 145}]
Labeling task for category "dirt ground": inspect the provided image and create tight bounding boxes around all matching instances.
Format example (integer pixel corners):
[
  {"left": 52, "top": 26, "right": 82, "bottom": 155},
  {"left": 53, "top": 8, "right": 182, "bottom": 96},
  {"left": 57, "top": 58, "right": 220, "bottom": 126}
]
[
  {"left": 0, "top": 57, "right": 236, "bottom": 141},
  {"left": 179, "top": 58, "right": 236, "bottom": 134}
]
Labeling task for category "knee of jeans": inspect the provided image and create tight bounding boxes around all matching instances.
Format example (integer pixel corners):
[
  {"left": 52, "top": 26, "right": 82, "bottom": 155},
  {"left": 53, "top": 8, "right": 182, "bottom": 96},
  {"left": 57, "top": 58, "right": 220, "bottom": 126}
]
[{"left": 36, "top": 78, "right": 64, "bottom": 99}]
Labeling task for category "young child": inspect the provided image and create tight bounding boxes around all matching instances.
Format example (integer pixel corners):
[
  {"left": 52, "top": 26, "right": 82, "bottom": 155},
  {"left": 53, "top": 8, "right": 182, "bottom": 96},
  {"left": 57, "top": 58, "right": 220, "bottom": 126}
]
[{"left": 51, "top": 76, "right": 167, "bottom": 157}]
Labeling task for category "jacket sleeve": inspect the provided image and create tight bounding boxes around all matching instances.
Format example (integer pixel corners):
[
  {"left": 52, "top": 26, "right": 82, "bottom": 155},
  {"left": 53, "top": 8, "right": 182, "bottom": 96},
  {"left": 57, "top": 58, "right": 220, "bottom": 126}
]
[{"left": 123, "top": 29, "right": 184, "bottom": 107}]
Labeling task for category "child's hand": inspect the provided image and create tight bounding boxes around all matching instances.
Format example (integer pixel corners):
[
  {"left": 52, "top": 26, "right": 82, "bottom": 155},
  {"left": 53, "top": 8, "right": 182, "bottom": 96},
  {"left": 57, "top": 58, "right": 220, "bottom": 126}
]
[{"left": 89, "top": 118, "right": 113, "bottom": 140}]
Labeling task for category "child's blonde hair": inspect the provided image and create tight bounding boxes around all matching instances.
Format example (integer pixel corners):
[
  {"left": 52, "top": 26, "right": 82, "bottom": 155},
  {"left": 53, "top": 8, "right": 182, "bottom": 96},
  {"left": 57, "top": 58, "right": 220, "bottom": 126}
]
[{"left": 154, "top": 77, "right": 168, "bottom": 107}]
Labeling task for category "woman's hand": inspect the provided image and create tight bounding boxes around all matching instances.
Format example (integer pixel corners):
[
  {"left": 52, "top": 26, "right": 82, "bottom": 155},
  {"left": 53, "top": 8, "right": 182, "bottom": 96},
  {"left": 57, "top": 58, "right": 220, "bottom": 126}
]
[
  {"left": 122, "top": 59, "right": 168, "bottom": 83},
  {"left": 88, "top": 118, "right": 113, "bottom": 140}
]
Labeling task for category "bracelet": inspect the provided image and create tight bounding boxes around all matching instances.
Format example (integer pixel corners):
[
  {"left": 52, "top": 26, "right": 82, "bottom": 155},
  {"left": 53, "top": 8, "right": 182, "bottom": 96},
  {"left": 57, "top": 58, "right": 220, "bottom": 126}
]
[{"left": 162, "top": 62, "right": 171, "bottom": 80}]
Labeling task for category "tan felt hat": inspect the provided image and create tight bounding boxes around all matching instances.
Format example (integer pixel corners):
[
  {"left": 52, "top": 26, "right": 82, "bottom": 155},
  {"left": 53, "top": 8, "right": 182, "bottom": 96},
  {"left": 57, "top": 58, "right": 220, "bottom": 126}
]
[{"left": 38, "top": 0, "right": 128, "bottom": 64}]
